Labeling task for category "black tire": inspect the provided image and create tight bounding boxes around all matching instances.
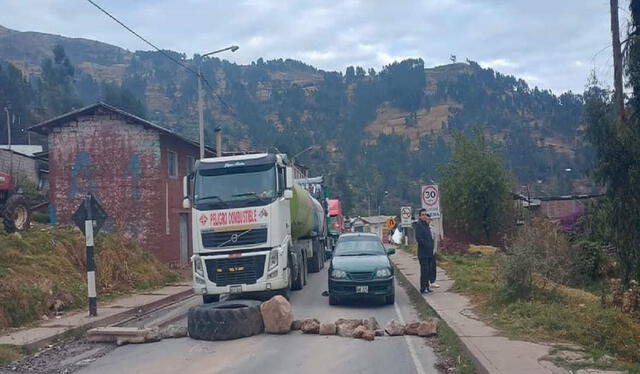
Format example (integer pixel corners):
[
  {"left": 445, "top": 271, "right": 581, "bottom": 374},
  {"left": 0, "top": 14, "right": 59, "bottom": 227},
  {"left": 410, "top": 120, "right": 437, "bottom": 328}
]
[
  {"left": 202, "top": 294, "right": 220, "bottom": 303},
  {"left": 188, "top": 300, "right": 264, "bottom": 341},
  {"left": 291, "top": 252, "right": 304, "bottom": 291},
  {"left": 3, "top": 194, "right": 31, "bottom": 234},
  {"left": 385, "top": 293, "right": 395, "bottom": 305},
  {"left": 302, "top": 254, "right": 308, "bottom": 286},
  {"left": 329, "top": 295, "right": 340, "bottom": 305},
  {"left": 308, "top": 238, "right": 322, "bottom": 273}
]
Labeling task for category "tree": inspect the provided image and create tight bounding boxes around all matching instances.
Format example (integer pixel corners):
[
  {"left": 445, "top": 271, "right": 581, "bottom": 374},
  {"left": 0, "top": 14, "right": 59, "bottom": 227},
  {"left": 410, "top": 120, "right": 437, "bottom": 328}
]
[
  {"left": 39, "top": 44, "right": 81, "bottom": 114},
  {"left": 582, "top": 0, "right": 640, "bottom": 285},
  {"left": 439, "top": 131, "right": 513, "bottom": 243},
  {"left": 102, "top": 82, "right": 147, "bottom": 118}
]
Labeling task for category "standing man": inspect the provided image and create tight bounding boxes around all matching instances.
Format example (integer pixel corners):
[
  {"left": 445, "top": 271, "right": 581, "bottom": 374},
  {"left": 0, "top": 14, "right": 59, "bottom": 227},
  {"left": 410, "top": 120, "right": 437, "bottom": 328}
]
[{"left": 415, "top": 209, "right": 435, "bottom": 294}]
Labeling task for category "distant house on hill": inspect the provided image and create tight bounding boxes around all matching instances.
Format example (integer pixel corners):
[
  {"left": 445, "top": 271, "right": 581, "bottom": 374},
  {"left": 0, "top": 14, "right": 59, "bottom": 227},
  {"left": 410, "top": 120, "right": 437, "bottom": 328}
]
[{"left": 29, "top": 102, "right": 214, "bottom": 264}]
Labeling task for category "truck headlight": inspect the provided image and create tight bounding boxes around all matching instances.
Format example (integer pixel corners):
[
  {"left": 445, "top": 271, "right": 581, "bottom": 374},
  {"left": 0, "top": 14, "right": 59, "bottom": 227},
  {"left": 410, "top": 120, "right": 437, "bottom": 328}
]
[
  {"left": 375, "top": 268, "right": 392, "bottom": 278},
  {"left": 192, "top": 255, "right": 204, "bottom": 277},
  {"left": 268, "top": 248, "right": 279, "bottom": 271},
  {"left": 331, "top": 269, "right": 347, "bottom": 279}
]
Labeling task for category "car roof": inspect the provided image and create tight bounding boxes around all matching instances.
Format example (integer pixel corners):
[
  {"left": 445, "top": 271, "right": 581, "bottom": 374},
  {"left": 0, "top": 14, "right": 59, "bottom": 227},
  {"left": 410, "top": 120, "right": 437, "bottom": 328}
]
[{"left": 338, "top": 233, "right": 380, "bottom": 240}]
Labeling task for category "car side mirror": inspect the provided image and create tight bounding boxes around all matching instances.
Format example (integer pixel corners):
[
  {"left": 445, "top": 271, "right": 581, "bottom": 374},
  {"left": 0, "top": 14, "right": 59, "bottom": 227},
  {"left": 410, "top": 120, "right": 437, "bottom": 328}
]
[
  {"left": 386, "top": 247, "right": 396, "bottom": 255},
  {"left": 284, "top": 189, "right": 293, "bottom": 200}
]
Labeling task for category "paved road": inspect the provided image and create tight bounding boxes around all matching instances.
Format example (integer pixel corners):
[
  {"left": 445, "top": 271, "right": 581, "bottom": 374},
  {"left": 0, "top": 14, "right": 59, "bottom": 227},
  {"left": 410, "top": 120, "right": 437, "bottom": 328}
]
[{"left": 78, "top": 264, "right": 438, "bottom": 374}]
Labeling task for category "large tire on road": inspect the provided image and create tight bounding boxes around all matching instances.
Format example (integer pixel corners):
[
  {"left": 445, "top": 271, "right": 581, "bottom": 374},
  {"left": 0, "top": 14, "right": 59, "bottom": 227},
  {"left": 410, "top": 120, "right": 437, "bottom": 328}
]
[
  {"left": 3, "top": 194, "right": 31, "bottom": 234},
  {"left": 188, "top": 300, "right": 264, "bottom": 341}
]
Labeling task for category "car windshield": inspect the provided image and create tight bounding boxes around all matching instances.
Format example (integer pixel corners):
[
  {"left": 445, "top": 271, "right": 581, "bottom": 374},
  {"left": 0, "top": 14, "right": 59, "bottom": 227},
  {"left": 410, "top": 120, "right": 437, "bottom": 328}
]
[
  {"left": 334, "top": 236, "right": 387, "bottom": 256},
  {"left": 194, "top": 163, "right": 277, "bottom": 209}
]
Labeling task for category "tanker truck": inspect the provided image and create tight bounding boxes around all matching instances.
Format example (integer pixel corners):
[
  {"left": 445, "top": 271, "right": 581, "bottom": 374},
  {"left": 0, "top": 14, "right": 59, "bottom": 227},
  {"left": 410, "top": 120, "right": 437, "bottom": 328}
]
[{"left": 182, "top": 153, "right": 327, "bottom": 302}]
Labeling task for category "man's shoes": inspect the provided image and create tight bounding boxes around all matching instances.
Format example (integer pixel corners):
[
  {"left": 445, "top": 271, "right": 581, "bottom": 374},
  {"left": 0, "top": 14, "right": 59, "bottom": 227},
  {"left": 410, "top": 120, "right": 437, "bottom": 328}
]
[
  {"left": 421, "top": 289, "right": 431, "bottom": 295},
  {"left": 431, "top": 283, "right": 440, "bottom": 288}
]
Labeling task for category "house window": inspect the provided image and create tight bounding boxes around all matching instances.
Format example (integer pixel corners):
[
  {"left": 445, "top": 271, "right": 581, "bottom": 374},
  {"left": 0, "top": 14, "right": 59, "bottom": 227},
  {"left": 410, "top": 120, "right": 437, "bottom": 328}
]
[
  {"left": 168, "top": 150, "right": 178, "bottom": 179},
  {"left": 186, "top": 156, "right": 195, "bottom": 174}
]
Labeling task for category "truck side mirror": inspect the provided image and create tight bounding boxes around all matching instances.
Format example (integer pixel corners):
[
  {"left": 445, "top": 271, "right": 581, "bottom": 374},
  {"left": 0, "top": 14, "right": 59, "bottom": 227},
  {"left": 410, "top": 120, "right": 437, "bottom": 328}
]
[
  {"left": 285, "top": 167, "right": 293, "bottom": 189},
  {"left": 182, "top": 174, "right": 191, "bottom": 209}
]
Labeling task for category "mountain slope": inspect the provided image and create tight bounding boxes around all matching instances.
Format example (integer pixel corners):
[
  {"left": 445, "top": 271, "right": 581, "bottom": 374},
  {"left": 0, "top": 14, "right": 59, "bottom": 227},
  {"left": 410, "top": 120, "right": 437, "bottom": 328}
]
[{"left": 0, "top": 26, "right": 593, "bottom": 214}]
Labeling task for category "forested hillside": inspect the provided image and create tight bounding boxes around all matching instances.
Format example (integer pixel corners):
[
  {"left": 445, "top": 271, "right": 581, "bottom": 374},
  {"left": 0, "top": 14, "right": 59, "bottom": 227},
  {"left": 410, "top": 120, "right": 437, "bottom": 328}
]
[{"left": 0, "top": 26, "right": 593, "bottom": 215}]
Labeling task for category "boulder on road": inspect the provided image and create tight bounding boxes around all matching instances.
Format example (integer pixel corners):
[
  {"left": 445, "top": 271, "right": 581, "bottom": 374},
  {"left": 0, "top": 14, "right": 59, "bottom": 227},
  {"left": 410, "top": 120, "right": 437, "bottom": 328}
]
[
  {"left": 352, "top": 326, "right": 374, "bottom": 341},
  {"left": 335, "top": 318, "right": 364, "bottom": 337},
  {"left": 291, "top": 320, "right": 302, "bottom": 331},
  {"left": 260, "top": 296, "right": 294, "bottom": 334},
  {"left": 384, "top": 319, "right": 406, "bottom": 336},
  {"left": 301, "top": 318, "right": 321, "bottom": 334},
  {"left": 319, "top": 323, "right": 337, "bottom": 335},
  {"left": 363, "top": 317, "right": 380, "bottom": 331},
  {"left": 374, "top": 329, "right": 384, "bottom": 337},
  {"left": 417, "top": 319, "right": 438, "bottom": 337},
  {"left": 161, "top": 324, "right": 188, "bottom": 339},
  {"left": 405, "top": 321, "right": 421, "bottom": 335}
]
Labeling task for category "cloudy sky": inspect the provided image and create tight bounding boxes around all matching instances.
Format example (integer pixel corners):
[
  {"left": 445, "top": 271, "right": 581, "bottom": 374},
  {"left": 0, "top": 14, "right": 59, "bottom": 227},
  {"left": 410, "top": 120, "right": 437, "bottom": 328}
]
[{"left": 1, "top": 0, "right": 627, "bottom": 93}]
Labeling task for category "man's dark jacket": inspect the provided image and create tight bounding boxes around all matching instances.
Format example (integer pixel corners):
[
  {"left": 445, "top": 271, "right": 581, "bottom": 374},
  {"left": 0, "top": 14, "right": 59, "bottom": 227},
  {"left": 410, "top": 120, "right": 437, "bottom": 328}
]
[{"left": 415, "top": 220, "right": 434, "bottom": 259}]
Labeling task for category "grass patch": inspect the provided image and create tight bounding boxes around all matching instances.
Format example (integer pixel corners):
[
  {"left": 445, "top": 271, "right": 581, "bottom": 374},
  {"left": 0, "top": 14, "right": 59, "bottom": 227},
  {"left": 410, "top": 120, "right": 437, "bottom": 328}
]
[
  {"left": 0, "top": 225, "right": 179, "bottom": 331},
  {"left": 393, "top": 262, "right": 476, "bottom": 374},
  {"left": 439, "top": 252, "right": 640, "bottom": 373},
  {"left": 0, "top": 344, "right": 27, "bottom": 366}
]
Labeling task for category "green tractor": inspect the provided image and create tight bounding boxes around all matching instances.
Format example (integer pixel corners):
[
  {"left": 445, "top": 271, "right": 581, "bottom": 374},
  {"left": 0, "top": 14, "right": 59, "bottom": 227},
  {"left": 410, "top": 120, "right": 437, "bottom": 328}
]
[{"left": 0, "top": 171, "right": 31, "bottom": 233}]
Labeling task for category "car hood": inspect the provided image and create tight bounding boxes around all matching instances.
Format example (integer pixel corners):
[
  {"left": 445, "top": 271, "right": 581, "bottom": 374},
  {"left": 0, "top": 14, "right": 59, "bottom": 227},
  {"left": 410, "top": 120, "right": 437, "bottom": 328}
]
[{"left": 331, "top": 254, "right": 390, "bottom": 272}]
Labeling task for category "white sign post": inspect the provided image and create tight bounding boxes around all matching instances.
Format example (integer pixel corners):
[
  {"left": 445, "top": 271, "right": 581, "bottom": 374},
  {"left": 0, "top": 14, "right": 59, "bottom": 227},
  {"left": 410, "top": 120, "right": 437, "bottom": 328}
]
[
  {"left": 400, "top": 206, "right": 412, "bottom": 227},
  {"left": 421, "top": 184, "right": 443, "bottom": 241},
  {"left": 421, "top": 185, "right": 440, "bottom": 218}
]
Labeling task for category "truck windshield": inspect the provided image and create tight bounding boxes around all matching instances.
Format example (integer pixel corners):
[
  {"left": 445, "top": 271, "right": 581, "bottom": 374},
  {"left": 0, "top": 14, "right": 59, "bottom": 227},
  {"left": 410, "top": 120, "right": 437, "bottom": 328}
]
[{"left": 194, "top": 164, "right": 277, "bottom": 209}]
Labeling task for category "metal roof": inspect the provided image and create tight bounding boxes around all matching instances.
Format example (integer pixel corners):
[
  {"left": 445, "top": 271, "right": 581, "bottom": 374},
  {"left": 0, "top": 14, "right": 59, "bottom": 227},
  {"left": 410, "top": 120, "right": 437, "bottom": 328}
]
[{"left": 27, "top": 102, "right": 215, "bottom": 154}]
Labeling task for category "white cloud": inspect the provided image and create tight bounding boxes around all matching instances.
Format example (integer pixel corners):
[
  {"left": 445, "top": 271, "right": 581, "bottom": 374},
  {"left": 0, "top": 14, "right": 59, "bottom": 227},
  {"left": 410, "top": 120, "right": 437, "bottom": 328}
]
[{"left": 0, "top": 0, "right": 615, "bottom": 93}]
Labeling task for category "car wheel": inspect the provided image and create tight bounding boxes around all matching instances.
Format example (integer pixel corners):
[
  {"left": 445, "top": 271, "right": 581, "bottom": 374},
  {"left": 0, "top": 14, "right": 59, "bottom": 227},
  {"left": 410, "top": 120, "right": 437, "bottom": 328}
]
[
  {"left": 385, "top": 293, "right": 395, "bottom": 305},
  {"left": 329, "top": 295, "right": 340, "bottom": 305}
]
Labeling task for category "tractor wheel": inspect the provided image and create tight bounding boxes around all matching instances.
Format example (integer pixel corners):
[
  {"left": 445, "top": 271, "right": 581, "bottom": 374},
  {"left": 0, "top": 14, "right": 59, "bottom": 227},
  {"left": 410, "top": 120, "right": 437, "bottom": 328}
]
[{"left": 3, "top": 194, "right": 31, "bottom": 233}]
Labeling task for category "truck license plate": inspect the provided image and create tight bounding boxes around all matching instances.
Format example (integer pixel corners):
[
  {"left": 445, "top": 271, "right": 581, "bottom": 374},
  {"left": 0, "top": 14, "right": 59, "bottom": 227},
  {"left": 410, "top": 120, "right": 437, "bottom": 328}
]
[
  {"left": 356, "top": 286, "right": 368, "bottom": 294},
  {"left": 230, "top": 285, "right": 242, "bottom": 294}
]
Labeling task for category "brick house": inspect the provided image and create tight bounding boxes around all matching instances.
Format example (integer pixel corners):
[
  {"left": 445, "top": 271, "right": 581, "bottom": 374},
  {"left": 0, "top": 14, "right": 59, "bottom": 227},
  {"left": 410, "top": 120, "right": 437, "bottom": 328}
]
[{"left": 29, "top": 102, "right": 213, "bottom": 263}]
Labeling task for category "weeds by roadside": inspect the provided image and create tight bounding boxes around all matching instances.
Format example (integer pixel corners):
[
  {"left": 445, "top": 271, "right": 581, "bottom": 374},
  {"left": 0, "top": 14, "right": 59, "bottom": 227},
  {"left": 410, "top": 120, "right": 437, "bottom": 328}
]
[{"left": 0, "top": 225, "right": 180, "bottom": 331}]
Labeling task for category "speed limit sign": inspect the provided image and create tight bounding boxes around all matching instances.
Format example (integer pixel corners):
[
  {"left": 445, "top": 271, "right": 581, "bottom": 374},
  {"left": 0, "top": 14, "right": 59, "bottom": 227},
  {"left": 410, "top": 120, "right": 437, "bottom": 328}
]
[
  {"left": 421, "top": 185, "right": 441, "bottom": 218},
  {"left": 400, "top": 206, "right": 412, "bottom": 226}
]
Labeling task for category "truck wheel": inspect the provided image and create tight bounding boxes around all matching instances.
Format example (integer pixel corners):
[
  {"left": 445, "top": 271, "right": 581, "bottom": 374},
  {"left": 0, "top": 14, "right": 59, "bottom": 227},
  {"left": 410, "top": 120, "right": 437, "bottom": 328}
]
[
  {"left": 291, "top": 252, "right": 304, "bottom": 291},
  {"left": 188, "top": 300, "right": 264, "bottom": 341},
  {"left": 308, "top": 238, "right": 322, "bottom": 273},
  {"left": 202, "top": 294, "right": 220, "bottom": 304},
  {"left": 3, "top": 194, "right": 31, "bottom": 233}
]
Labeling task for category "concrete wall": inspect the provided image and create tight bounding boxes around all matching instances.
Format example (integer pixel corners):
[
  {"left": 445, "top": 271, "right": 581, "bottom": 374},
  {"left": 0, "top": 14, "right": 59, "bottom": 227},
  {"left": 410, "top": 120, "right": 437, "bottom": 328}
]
[{"left": 48, "top": 111, "right": 198, "bottom": 263}]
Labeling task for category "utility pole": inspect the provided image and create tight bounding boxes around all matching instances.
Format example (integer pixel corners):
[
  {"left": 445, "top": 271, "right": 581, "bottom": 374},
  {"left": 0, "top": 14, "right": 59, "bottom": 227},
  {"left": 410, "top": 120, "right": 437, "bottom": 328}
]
[
  {"left": 4, "top": 107, "right": 12, "bottom": 178},
  {"left": 611, "top": 0, "right": 625, "bottom": 124},
  {"left": 198, "top": 67, "right": 205, "bottom": 159}
]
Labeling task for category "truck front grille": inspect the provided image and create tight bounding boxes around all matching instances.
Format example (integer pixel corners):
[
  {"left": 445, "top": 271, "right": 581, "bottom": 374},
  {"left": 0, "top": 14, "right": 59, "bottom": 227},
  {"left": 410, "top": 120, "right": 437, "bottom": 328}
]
[
  {"left": 201, "top": 228, "right": 267, "bottom": 248},
  {"left": 204, "top": 255, "right": 266, "bottom": 286}
]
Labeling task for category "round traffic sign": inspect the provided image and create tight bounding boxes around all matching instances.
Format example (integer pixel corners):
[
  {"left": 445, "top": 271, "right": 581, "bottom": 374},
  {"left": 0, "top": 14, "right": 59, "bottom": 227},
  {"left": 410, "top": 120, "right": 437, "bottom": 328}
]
[
  {"left": 401, "top": 207, "right": 411, "bottom": 219},
  {"left": 422, "top": 185, "right": 439, "bottom": 207}
]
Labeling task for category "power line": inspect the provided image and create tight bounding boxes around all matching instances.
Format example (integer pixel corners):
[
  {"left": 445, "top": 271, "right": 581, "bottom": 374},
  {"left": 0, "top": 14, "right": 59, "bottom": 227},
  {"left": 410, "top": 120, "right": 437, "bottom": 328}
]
[{"left": 84, "top": 0, "right": 236, "bottom": 114}]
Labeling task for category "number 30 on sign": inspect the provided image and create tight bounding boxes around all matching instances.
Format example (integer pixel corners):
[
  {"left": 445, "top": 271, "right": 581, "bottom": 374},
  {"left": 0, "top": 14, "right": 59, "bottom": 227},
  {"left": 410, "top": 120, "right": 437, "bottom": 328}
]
[{"left": 421, "top": 185, "right": 441, "bottom": 219}]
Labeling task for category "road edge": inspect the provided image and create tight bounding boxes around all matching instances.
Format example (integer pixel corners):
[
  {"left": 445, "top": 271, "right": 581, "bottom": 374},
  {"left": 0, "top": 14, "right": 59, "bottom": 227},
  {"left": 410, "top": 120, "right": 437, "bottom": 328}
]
[
  {"left": 392, "top": 261, "right": 486, "bottom": 374},
  {"left": 16, "top": 289, "right": 194, "bottom": 352}
]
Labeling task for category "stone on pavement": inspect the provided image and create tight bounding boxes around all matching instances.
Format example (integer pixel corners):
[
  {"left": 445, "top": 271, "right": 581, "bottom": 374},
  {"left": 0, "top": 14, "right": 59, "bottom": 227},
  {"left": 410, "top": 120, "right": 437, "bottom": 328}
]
[
  {"left": 352, "top": 326, "right": 374, "bottom": 341},
  {"left": 319, "top": 323, "right": 337, "bottom": 335},
  {"left": 88, "top": 327, "right": 162, "bottom": 345},
  {"left": 335, "top": 318, "right": 364, "bottom": 337},
  {"left": 384, "top": 319, "right": 406, "bottom": 336},
  {"left": 417, "top": 319, "right": 438, "bottom": 337},
  {"left": 363, "top": 317, "right": 379, "bottom": 331},
  {"left": 290, "top": 320, "right": 302, "bottom": 330},
  {"left": 374, "top": 329, "right": 384, "bottom": 337},
  {"left": 260, "top": 295, "right": 294, "bottom": 334},
  {"left": 160, "top": 325, "right": 188, "bottom": 339},
  {"left": 405, "top": 321, "right": 421, "bottom": 335},
  {"left": 301, "top": 318, "right": 321, "bottom": 334}
]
